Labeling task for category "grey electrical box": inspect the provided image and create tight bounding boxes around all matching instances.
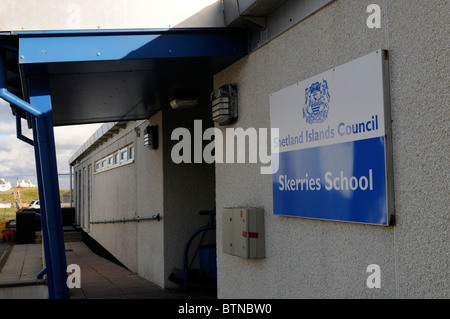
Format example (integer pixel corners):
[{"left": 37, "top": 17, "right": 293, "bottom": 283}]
[{"left": 222, "top": 207, "right": 265, "bottom": 259}]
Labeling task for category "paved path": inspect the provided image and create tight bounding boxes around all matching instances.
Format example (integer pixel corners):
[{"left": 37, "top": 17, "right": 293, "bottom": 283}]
[
  {"left": 66, "top": 241, "right": 215, "bottom": 299},
  {"left": 0, "top": 242, "right": 8, "bottom": 262},
  {"left": 66, "top": 241, "right": 174, "bottom": 299},
  {"left": 0, "top": 242, "right": 12, "bottom": 273},
  {"left": 0, "top": 240, "right": 216, "bottom": 299},
  {"left": 0, "top": 243, "right": 47, "bottom": 299},
  {"left": 0, "top": 243, "right": 42, "bottom": 282}
]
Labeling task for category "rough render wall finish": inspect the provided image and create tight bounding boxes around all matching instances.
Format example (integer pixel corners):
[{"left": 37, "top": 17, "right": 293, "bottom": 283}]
[
  {"left": 75, "top": 117, "right": 167, "bottom": 288},
  {"left": 384, "top": 1, "right": 448, "bottom": 297},
  {"left": 75, "top": 108, "right": 216, "bottom": 289},
  {"left": 90, "top": 122, "right": 139, "bottom": 272},
  {"left": 214, "top": 0, "right": 448, "bottom": 298},
  {"left": 136, "top": 112, "right": 165, "bottom": 288}
]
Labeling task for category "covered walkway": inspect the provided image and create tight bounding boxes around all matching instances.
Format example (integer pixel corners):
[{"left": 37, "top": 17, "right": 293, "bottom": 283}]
[
  {"left": 0, "top": 240, "right": 215, "bottom": 299},
  {"left": 0, "top": 27, "right": 247, "bottom": 298},
  {"left": 65, "top": 241, "right": 215, "bottom": 299}
]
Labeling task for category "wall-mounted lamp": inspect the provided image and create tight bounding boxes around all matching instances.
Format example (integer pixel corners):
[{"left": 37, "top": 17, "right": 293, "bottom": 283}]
[
  {"left": 144, "top": 125, "right": 158, "bottom": 150},
  {"left": 211, "top": 84, "right": 238, "bottom": 126},
  {"left": 170, "top": 98, "right": 200, "bottom": 110}
]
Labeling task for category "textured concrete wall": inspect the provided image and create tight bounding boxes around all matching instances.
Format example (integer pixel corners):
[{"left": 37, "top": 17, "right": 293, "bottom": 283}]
[
  {"left": 73, "top": 118, "right": 166, "bottom": 287},
  {"left": 90, "top": 122, "right": 139, "bottom": 273},
  {"left": 73, "top": 106, "right": 216, "bottom": 289},
  {"left": 214, "top": 0, "right": 448, "bottom": 298},
  {"left": 136, "top": 112, "right": 165, "bottom": 288},
  {"left": 383, "top": 0, "right": 448, "bottom": 298}
]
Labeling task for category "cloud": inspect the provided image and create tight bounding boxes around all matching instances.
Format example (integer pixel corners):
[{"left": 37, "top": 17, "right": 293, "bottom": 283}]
[
  {"left": 54, "top": 124, "right": 101, "bottom": 149},
  {"left": 0, "top": 122, "right": 16, "bottom": 134},
  {"left": 0, "top": 98, "right": 102, "bottom": 189},
  {"left": 54, "top": 124, "right": 102, "bottom": 175},
  {"left": 0, "top": 134, "right": 35, "bottom": 176},
  {"left": 0, "top": 102, "right": 16, "bottom": 134}
]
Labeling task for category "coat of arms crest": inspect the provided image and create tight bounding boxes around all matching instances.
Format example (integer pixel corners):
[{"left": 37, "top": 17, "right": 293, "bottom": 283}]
[{"left": 302, "top": 79, "right": 330, "bottom": 124}]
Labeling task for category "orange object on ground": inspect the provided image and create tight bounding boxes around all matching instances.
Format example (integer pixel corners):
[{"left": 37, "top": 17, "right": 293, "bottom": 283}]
[{"left": 2, "top": 228, "right": 15, "bottom": 243}]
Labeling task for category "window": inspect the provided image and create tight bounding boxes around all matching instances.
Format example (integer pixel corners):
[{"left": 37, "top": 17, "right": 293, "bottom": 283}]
[
  {"left": 120, "top": 149, "right": 128, "bottom": 162},
  {"left": 129, "top": 146, "right": 134, "bottom": 160},
  {"left": 94, "top": 144, "right": 134, "bottom": 174}
]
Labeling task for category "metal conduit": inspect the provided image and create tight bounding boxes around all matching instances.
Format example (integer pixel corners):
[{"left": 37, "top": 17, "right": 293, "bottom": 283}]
[{"left": 90, "top": 214, "right": 161, "bottom": 224}]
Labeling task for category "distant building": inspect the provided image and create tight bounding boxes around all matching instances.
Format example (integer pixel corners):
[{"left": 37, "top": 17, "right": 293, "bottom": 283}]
[
  {"left": 16, "top": 179, "right": 36, "bottom": 188},
  {"left": 0, "top": 178, "right": 11, "bottom": 192},
  {"left": 0, "top": 201, "right": 11, "bottom": 209}
]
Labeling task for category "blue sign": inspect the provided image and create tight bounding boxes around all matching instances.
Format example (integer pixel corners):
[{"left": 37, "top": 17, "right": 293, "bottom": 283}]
[
  {"left": 273, "top": 137, "right": 388, "bottom": 225},
  {"left": 270, "top": 50, "right": 393, "bottom": 225}
]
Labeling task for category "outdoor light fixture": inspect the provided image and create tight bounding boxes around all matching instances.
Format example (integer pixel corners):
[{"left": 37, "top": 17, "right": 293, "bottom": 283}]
[
  {"left": 211, "top": 84, "right": 238, "bottom": 126},
  {"left": 170, "top": 98, "right": 200, "bottom": 110},
  {"left": 144, "top": 125, "right": 158, "bottom": 150}
]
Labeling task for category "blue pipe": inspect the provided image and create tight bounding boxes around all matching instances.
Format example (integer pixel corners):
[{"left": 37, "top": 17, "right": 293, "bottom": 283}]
[
  {"left": 181, "top": 211, "right": 216, "bottom": 291},
  {"left": 183, "top": 226, "right": 211, "bottom": 291},
  {"left": 37, "top": 267, "right": 47, "bottom": 280},
  {"left": 0, "top": 54, "right": 41, "bottom": 117},
  {"left": 0, "top": 89, "right": 42, "bottom": 117}
]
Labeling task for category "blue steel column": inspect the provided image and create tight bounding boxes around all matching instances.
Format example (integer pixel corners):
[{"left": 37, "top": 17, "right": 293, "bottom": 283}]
[
  {"left": 0, "top": 54, "right": 68, "bottom": 298},
  {"left": 28, "top": 76, "right": 69, "bottom": 299},
  {"left": 31, "top": 122, "right": 55, "bottom": 298}
]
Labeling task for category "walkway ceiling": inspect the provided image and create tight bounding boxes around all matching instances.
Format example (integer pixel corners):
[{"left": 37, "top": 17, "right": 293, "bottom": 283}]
[{"left": 0, "top": 28, "right": 248, "bottom": 126}]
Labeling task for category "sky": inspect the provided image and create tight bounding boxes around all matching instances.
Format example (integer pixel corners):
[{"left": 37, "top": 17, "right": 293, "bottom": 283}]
[
  {"left": 0, "top": 0, "right": 220, "bottom": 191},
  {"left": 0, "top": 98, "right": 102, "bottom": 190}
]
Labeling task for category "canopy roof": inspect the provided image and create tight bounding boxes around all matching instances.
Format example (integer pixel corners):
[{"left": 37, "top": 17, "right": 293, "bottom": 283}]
[{"left": 0, "top": 28, "right": 248, "bottom": 126}]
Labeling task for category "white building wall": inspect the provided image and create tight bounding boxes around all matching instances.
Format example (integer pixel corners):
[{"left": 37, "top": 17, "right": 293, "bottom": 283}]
[
  {"left": 0, "top": 0, "right": 224, "bottom": 31},
  {"left": 66, "top": 0, "right": 447, "bottom": 298},
  {"left": 73, "top": 107, "right": 216, "bottom": 289},
  {"left": 214, "top": 0, "right": 448, "bottom": 298},
  {"left": 135, "top": 112, "right": 165, "bottom": 288},
  {"left": 89, "top": 122, "right": 141, "bottom": 273},
  {"left": 73, "top": 119, "right": 163, "bottom": 285}
]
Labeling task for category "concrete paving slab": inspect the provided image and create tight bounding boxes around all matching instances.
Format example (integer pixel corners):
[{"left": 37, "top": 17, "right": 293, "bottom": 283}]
[
  {"left": 0, "top": 243, "right": 47, "bottom": 299},
  {"left": 0, "top": 240, "right": 216, "bottom": 299},
  {"left": 0, "top": 244, "right": 43, "bottom": 283}
]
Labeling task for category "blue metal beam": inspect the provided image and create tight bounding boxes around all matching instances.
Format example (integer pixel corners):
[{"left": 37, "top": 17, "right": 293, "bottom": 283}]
[
  {"left": 18, "top": 28, "right": 247, "bottom": 64},
  {"left": 5, "top": 28, "right": 248, "bottom": 126}
]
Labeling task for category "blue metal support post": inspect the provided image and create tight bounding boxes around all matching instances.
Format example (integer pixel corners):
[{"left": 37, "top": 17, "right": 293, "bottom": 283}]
[
  {"left": 0, "top": 53, "right": 69, "bottom": 298},
  {"left": 31, "top": 121, "right": 55, "bottom": 298},
  {"left": 28, "top": 76, "right": 70, "bottom": 299}
]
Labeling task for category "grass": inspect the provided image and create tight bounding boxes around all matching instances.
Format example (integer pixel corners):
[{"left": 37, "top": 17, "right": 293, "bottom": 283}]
[
  {"left": 0, "top": 187, "right": 69, "bottom": 216},
  {"left": 0, "top": 212, "right": 16, "bottom": 220}
]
